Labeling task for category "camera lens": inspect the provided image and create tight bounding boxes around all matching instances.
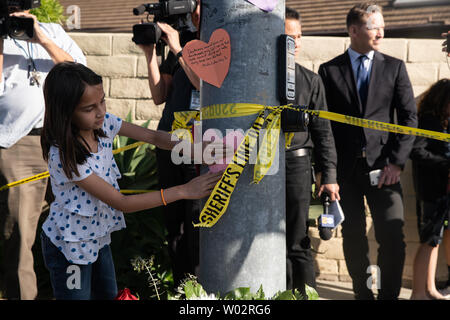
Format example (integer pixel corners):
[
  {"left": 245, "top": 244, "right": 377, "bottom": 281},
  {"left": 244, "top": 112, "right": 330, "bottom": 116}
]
[
  {"left": 10, "top": 28, "right": 26, "bottom": 38},
  {"left": 7, "top": 17, "right": 34, "bottom": 40},
  {"left": 9, "top": 18, "right": 24, "bottom": 37}
]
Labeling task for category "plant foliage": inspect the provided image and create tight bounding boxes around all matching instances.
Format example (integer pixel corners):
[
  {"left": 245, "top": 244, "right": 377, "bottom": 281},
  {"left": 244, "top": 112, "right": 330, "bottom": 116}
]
[
  {"left": 30, "top": 0, "right": 67, "bottom": 24},
  {"left": 164, "top": 275, "right": 319, "bottom": 301}
]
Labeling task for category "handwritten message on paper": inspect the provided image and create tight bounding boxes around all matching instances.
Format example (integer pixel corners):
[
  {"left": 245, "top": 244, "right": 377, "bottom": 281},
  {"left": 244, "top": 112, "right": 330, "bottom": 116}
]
[{"left": 183, "top": 29, "right": 231, "bottom": 88}]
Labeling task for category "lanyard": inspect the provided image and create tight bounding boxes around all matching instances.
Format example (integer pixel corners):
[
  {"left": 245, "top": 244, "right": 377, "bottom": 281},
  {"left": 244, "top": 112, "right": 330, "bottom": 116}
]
[{"left": 13, "top": 39, "right": 40, "bottom": 86}]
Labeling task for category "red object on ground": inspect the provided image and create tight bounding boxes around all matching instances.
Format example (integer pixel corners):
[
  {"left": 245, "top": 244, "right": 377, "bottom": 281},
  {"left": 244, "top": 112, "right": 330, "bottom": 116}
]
[{"left": 115, "top": 288, "right": 139, "bottom": 300}]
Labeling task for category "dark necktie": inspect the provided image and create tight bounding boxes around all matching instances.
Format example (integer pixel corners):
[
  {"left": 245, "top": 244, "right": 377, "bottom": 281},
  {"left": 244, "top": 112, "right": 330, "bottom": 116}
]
[{"left": 356, "top": 55, "right": 369, "bottom": 109}]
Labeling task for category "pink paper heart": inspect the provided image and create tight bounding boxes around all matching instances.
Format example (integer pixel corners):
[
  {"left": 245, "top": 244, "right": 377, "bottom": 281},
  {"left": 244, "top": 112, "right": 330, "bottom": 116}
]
[
  {"left": 247, "top": 0, "right": 277, "bottom": 12},
  {"left": 208, "top": 131, "right": 245, "bottom": 173},
  {"left": 183, "top": 29, "right": 231, "bottom": 88}
]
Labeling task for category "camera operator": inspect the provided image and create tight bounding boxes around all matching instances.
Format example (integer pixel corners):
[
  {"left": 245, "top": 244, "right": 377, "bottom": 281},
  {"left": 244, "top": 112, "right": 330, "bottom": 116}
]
[
  {"left": 137, "top": 0, "right": 201, "bottom": 287},
  {"left": 139, "top": 21, "right": 200, "bottom": 104},
  {"left": 0, "top": 8, "right": 85, "bottom": 299}
]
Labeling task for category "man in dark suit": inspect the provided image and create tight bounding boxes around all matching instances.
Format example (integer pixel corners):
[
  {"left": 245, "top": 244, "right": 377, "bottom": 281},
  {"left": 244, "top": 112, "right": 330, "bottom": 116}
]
[
  {"left": 318, "top": 3, "right": 417, "bottom": 300},
  {"left": 284, "top": 7, "right": 339, "bottom": 298}
]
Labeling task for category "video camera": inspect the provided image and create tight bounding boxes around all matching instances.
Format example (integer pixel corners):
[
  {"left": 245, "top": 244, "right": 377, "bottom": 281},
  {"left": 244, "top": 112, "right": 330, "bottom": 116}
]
[
  {"left": 0, "top": 0, "right": 41, "bottom": 40},
  {"left": 132, "top": 0, "right": 197, "bottom": 46}
]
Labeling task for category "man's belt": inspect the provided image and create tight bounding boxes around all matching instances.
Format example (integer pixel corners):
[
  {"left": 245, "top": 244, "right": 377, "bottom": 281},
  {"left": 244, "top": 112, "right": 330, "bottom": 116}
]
[{"left": 290, "top": 148, "right": 310, "bottom": 157}]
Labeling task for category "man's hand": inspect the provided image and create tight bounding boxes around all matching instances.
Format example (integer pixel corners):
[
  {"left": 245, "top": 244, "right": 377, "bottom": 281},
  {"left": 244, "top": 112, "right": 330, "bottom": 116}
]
[
  {"left": 157, "top": 22, "right": 182, "bottom": 55},
  {"left": 442, "top": 31, "right": 449, "bottom": 57},
  {"left": 377, "top": 163, "right": 402, "bottom": 188},
  {"left": 318, "top": 183, "right": 341, "bottom": 201},
  {"left": 9, "top": 11, "right": 73, "bottom": 64},
  {"left": 9, "top": 11, "right": 49, "bottom": 45}
]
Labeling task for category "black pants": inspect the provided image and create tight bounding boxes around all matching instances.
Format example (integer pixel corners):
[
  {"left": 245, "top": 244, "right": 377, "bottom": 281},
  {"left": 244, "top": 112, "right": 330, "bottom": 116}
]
[
  {"left": 339, "top": 158, "right": 405, "bottom": 300},
  {"left": 285, "top": 153, "right": 315, "bottom": 295},
  {"left": 156, "top": 148, "right": 200, "bottom": 287}
]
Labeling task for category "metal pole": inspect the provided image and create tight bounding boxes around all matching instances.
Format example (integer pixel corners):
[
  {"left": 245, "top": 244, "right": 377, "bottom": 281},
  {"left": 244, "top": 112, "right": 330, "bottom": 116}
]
[{"left": 199, "top": 0, "right": 286, "bottom": 297}]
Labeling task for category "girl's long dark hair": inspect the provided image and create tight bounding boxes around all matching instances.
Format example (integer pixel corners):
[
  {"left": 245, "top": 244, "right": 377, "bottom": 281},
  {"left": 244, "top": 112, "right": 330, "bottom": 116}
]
[
  {"left": 41, "top": 62, "right": 106, "bottom": 179},
  {"left": 417, "top": 78, "right": 450, "bottom": 127}
]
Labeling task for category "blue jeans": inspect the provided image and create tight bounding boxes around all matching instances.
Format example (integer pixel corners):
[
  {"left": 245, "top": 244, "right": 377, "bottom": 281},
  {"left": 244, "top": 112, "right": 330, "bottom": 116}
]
[{"left": 40, "top": 231, "right": 118, "bottom": 300}]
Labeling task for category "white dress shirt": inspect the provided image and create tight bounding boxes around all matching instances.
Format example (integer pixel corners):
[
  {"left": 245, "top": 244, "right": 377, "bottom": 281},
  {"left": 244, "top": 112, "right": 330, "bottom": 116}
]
[
  {"left": 347, "top": 46, "right": 375, "bottom": 84},
  {"left": 0, "top": 22, "right": 86, "bottom": 148}
]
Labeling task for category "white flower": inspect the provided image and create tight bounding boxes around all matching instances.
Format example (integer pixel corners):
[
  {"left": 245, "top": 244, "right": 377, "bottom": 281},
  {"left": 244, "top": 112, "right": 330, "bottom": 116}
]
[{"left": 187, "top": 293, "right": 218, "bottom": 300}]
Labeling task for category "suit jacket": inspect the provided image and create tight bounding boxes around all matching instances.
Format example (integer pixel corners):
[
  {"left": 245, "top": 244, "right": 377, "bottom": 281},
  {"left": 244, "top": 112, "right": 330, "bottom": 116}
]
[
  {"left": 318, "top": 50, "right": 417, "bottom": 180},
  {"left": 286, "top": 63, "right": 337, "bottom": 184},
  {"left": 410, "top": 114, "right": 449, "bottom": 202}
]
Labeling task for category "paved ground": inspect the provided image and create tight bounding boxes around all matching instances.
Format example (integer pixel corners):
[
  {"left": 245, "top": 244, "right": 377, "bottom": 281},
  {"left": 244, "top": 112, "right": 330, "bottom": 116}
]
[{"left": 316, "top": 280, "right": 412, "bottom": 300}]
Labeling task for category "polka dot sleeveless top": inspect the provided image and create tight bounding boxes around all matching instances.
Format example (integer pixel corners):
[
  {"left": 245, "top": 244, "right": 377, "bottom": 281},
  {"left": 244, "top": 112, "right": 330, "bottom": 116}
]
[{"left": 42, "top": 113, "right": 126, "bottom": 265}]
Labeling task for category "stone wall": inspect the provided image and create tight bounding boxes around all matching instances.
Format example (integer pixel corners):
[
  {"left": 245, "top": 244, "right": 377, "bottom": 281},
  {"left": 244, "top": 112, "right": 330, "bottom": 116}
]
[
  {"left": 69, "top": 32, "right": 450, "bottom": 287},
  {"left": 68, "top": 33, "right": 163, "bottom": 130}
]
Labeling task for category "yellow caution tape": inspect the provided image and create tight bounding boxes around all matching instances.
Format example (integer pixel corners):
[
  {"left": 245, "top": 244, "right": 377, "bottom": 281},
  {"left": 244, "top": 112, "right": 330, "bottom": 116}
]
[
  {"left": 253, "top": 106, "right": 283, "bottom": 184},
  {"left": 194, "top": 109, "right": 267, "bottom": 227},
  {"left": 0, "top": 141, "right": 148, "bottom": 191},
  {"left": 3, "top": 103, "right": 449, "bottom": 230},
  {"left": 302, "top": 109, "right": 450, "bottom": 142},
  {"left": 178, "top": 103, "right": 450, "bottom": 228},
  {"left": 174, "top": 103, "right": 450, "bottom": 143},
  {"left": 113, "top": 141, "right": 146, "bottom": 154},
  {"left": 0, "top": 171, "right": 51, "bottom": 192}
]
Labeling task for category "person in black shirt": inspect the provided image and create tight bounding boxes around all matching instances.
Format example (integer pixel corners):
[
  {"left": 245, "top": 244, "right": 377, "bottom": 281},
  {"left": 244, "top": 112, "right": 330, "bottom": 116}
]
[
  {"left": 137, "top": 1, "right": 201, "bottom": 287},
  {"left": 284, "top": 7, "right": 339, "bottom": 298},
  {"left": 410, "top": 79, "right": 450, "bottom": 300}
]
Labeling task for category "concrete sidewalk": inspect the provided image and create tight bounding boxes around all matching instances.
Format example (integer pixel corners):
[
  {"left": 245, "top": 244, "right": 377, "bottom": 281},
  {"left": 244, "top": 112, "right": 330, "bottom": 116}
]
[{"left": 316, "top": 280, "right": 412, "bottom": 300}]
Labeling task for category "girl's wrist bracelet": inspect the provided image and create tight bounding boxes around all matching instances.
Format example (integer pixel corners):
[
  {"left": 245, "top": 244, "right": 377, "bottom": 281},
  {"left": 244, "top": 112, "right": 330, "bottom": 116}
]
[{"left": 160, "top": 189, "right": 167, "bottom": 206}]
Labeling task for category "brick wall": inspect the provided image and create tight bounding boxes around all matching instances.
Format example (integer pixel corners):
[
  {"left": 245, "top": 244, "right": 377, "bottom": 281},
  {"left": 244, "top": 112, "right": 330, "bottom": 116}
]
[{"left": 69, "top": 32, "right": 449, "bottom": 287}]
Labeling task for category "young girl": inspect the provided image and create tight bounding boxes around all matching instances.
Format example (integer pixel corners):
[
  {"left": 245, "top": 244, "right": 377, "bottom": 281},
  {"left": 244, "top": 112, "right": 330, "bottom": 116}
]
[
  {"left": 410, "top": 78, "right": 450, "bottom": 300},
  {"left": 39, "top": 62, "right": 221, "bottom": 300}
]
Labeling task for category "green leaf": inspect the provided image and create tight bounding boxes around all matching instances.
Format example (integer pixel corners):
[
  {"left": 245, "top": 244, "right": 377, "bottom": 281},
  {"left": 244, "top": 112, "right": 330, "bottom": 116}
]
[
  {"left": 30, "top": 0, "right": 66, "bottom": 24},
  {"left": 305, "top": 284, "right": 319, "bottom": 300},
  {"left": 183, "top": 280, "right": 207, "bottom": 299},
  {"left": 272, "top": 290, "right": 296, "bottom": 300},
  {"left": 223, "top": 287, "right": 253, "bottom": 300},
  {"left": 254, "top": 285, "right": 266, "bottom": 300}
]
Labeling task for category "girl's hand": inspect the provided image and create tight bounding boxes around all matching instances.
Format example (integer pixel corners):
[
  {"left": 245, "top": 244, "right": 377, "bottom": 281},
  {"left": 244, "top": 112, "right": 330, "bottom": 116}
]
[
  {"left": 182, "top": 171, "right": 223, "bottom": 199},
  {"left": 198, "top": 140, "right": 236, "bottom": 166}
]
